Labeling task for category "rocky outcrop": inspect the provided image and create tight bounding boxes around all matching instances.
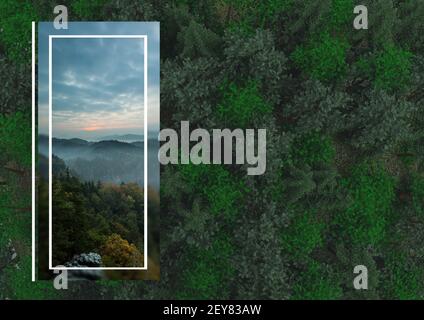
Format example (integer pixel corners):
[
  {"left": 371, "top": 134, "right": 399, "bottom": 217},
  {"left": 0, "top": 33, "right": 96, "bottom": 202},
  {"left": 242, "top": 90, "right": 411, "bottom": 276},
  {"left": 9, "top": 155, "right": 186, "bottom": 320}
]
[
  {"left": 64, "top": 253, "right": 104, "bottom": 280},
  {"left": 65, "top": 252, "right": 102, "bottom": 267}
]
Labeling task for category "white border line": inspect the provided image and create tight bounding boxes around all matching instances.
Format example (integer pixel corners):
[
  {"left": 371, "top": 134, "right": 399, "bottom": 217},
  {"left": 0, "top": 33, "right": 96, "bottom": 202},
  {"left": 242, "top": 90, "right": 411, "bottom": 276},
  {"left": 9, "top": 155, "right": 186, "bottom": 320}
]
[
  {"left": 31, "top": 21, "right": 35, "bottom": 282},
  {"left": 48, "top": 35, "right": 148, "bottom": 271}
]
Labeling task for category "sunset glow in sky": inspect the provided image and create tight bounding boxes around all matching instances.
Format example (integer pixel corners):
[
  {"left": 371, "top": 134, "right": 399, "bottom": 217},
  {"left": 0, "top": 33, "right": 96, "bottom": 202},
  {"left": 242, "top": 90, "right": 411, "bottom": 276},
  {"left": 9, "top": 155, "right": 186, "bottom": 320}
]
[
  {"left": 51, "top": 37, "right": 145, "bottom": 139},
  {"left": 38, "top": 22, "right": 160, "bottom": 141}
]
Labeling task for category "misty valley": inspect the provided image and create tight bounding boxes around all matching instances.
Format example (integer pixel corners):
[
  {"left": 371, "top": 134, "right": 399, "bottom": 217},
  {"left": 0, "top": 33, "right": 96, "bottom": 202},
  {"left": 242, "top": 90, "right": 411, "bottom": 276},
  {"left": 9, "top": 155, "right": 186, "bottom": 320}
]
[
  {"left": 37, "top": 134, "right": 160, "bottom": 278},
  {"left": 38, "top": 134, "right": 159, "bottom": 190}
]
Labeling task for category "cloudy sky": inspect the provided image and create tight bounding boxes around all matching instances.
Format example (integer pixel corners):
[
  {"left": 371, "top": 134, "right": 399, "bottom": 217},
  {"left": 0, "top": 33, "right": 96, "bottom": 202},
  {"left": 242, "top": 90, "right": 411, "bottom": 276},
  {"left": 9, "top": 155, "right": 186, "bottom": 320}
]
[{"left": 38, "top": 22, "right": 159, "bottom": 140}]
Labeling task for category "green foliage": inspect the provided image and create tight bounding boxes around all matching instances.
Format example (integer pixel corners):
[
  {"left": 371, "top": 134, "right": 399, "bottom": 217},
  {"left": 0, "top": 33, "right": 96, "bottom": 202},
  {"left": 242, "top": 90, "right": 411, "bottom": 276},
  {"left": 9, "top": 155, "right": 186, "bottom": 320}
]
[
  {"left": 216, "top": 80, "right": 272, "bottom": 128},
  {"left": 0, "top": 112, "right": 31, "bottom": 167},
  {"left": 3, "top": 256, "right": 56, "bottom": 300},
  {"left": 221, "top": 0, "right": 293, "bottom": 32},
  {"left": 281, "top": 210, "right": 324, "bottom": 259},
  {"left": 338, "top": 162, "right": 395, "bottom": 247},
  {"left": 177, "top": 20, "right": 221, "bottom": 59},
  {"left": 231, "top": 205, "right": 291, "bottom": 299},
  {"left": 0, "top": 156, "right": 52, "bottom": 299},
  {"left": 0, "top": 179, "right": 26, "bottom": 249},
  {"left": 179, "top": 237, "right": 234, "bottom": 299},
  {"left": 349, "top": 89, "right": 415, "bottom": 152},
  {"left": 411, "top": 174, "right": 424, "bottom": 216},
  {"left": 72, "top": 0, "right": 109, "bottom": 19},
  {"left": 283, "top": 80, "right": 350, "bottom": 135},
  {"left": 0, "top": 0, "right": 37, "bottom": 64},
  {"left": 291, "top": 261, "right": 342, "bottom": 300},
  {"left": 396, "top": 0, "right": 424, "bottom": 53},
  {"left": 344, "top": 0, "right": 397, "bottom": 50},
  {"left": 0, "top": 60, "right": 31, "bottom": 114},
  {"left": 335, "top": 244, "right": 381, "bottom": 299},
  {"left": 51, "top": 173, "right": 144, "bottom": 266},
  {"left": 356, "top": 48, "right": 413, "bottom": 96},
  {"left": 328, "top": 0, "right": 354, "bottom": 30},
  {"left": 223, "top": 30, "right": 288, "bottom": 106},
  {"left": 180, "top": 164, "right": 245, "bottom": 219},
  {"left": 292, "top": 133, "right": 335, "bottom": 166},
  {"left": 161, "top": 57, "right": 222, "bottom": 127},
  {"left": 173, "top": 0, "right": 220, "bottom": 30},
  {"left": 281, "top": 164, "right": 316, "bottom": 204},
  {"left": 384, "top": 253, "right": 424, "bottom": 300},
  {"left": 375, "top": 46, "right": 413, "bottom": 91},
  {"left": 275, "top": 0, "right": 333, "bottom": 51},
  {"left": 104, "top": 0, "right": 158, "bottom": 21},
  {"left": 311, "top": 163, "right": 339, "bottom": 195},
  {"left": 292, "top": 32, "right": 349, "bottom": 82},
  {"left": 0, "top": 151, "right": 32, "bottom": 296},
  {"left": 274, "top": 0, "right": 351, "bottom": 42}
]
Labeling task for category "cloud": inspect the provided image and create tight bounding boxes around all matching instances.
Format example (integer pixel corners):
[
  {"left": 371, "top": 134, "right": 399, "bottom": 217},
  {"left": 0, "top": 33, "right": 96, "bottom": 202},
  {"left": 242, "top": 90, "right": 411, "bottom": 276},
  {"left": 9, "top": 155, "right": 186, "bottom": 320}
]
[
  {"left": 52, "top": 37, "right": 144, "bottom": 119},
  {"left": 38, "top": 22, "right": 160, "bottom": 139}
]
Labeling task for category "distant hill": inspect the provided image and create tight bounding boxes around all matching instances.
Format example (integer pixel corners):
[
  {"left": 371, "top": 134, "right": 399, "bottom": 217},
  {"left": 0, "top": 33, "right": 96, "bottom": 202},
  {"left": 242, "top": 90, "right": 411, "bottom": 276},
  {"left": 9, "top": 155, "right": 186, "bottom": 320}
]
[
  {"left": 39, "top": 135, "right": 92, "bottom": 157},
  {"left": 38, "top": 135, "right": 159, "bottom": 190},
  {"left": 98, "top": 134, "right": 144, "bottom": 142},
  {"left": 91, "top": 140, "right": 139, "bottom": 151},
  {"left": 42, "top": 137, "right": 143, "bottom": 185},
  {"left": 39, "top": 136, "right": 142, "bottom": 159},
  {"left": 131, "top": 141, "right": 144, "bottom": 148}
]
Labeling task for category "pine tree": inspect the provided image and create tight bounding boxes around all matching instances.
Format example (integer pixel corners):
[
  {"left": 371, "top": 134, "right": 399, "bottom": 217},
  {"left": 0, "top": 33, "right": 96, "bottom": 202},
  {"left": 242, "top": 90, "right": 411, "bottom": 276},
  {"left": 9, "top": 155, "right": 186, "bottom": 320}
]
[{"left": 348, "top": 89, "right": 415, "bottom": 153}]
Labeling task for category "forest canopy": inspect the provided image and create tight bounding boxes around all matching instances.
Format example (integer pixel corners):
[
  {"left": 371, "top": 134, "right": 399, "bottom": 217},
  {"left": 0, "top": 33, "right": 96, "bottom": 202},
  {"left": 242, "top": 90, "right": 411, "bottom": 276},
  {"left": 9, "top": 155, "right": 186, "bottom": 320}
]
[
  {"left": 51, "top": 170, "right": 145, "bottom": 267},
  {"left": 0, "top": 0, "right": 424, "bottom": 300}
]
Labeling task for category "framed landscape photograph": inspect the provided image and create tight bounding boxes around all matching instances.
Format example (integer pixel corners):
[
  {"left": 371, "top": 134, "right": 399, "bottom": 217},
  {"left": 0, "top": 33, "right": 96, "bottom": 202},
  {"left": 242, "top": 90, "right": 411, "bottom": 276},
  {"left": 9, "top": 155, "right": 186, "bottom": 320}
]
[{"left": 36, "top": 22, "right": 160, "bottom": 280}]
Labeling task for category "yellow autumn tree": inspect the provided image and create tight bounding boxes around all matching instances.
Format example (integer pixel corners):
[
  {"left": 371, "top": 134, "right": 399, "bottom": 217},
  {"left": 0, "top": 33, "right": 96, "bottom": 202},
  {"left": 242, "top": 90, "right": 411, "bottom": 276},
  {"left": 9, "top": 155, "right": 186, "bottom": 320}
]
[{"left": 101, "top": 233, "right": 143, "bottom": 267}]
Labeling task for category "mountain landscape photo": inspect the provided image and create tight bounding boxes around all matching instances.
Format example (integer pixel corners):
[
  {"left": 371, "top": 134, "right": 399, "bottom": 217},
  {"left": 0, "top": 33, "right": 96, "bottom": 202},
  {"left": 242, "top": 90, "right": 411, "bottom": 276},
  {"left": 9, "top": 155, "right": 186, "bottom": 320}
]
[{"left": 34, "top": 32, "right": 161, "bottom": 276}]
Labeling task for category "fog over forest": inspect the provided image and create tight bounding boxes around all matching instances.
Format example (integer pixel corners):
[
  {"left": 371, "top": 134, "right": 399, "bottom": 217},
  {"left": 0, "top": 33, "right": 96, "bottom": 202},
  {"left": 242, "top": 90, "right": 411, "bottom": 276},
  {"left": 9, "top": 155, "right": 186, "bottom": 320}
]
[{"left": 38, "top": 134, "right": 159, "bottom": 190}]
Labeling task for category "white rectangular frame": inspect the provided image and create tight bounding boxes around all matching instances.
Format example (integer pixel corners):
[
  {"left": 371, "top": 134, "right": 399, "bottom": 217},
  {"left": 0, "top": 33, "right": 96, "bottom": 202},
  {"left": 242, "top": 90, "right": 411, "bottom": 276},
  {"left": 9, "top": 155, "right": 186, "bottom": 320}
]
[
  {"left": 32, "top": 21, "right": 36, "bottom": 281},
  {"left": 46, "top": 34, "right": 149, "bottom": 271}
]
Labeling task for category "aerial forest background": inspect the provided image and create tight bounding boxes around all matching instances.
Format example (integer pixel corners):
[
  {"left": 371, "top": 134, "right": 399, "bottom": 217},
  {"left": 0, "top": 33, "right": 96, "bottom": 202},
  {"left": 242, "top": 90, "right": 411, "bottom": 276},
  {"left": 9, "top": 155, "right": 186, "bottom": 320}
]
[{"left": 1, "top": 0, "right": 424, "bottom": 299}]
